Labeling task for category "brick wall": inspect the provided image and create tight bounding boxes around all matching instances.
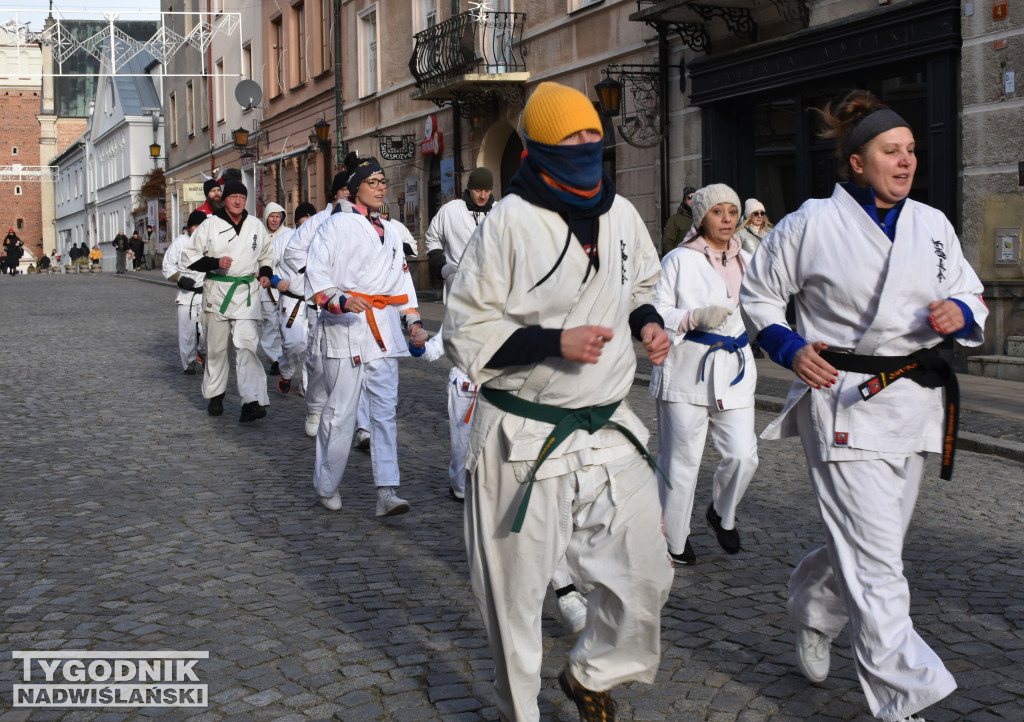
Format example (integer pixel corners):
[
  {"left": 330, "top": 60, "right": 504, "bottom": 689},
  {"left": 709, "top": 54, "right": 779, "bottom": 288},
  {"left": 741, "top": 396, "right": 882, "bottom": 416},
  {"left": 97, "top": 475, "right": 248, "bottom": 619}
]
[{"left": 0, "top": 89, "right": 43, "bottom": 261}]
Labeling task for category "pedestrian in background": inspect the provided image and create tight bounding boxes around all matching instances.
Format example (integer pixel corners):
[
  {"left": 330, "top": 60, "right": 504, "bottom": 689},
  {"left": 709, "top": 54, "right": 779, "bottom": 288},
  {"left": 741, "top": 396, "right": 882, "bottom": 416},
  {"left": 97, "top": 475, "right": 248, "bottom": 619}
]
[
  {"left": 650, "top": 183, "right": 758, "bottom": 567},
  {"left": 144, "top": 225, "right": 158, "bottom": 270},
  {"left": 89, "top": 245, "right": 102, "bottom": 270},
  {"left": 112, "top": 230, "right": 129, "bottom": 273},
  {"left": 128, "top": 232, "right": 144, "bottom": 271},
  {"left": 737, "top": 198, "right": 774, "bottom": 255},
  {"left": 661, "top": 185, "right": 696, "bottom": 255},
  {"left": 741, "top": 89, "right": 987, "bottom": 722}
]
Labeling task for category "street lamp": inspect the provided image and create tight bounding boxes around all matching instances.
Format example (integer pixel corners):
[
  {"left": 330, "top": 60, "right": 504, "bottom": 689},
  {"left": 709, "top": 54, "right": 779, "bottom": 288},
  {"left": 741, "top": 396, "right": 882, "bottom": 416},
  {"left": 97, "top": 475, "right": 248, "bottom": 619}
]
[
  {"left": 595, "top": 74, "right": 623, "bottom": 118},
  {"left": 232, "top": 127, "right": 250, "bottom": 148},
  {"left": 149, "top": 142, "right": 161, "bottom": 168},
  {"left": 313, "top": 119, "right": 332, "bottom": 203}
]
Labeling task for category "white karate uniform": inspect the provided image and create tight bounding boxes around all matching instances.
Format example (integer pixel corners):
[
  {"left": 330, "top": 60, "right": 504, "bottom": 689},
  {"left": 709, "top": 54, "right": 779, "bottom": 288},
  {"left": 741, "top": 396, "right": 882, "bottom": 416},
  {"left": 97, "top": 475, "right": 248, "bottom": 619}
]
[
  {"left": 258, "top": 217, "right": 290, "bottom": 365},
  {"left": 305, "top": 211, "right": 419, "bottom": 498},
  {"left": 650, "top": 239, "right": 758, "bottom": 555},
  {"left": 422, "top": 329, "right": 476, "bottom": 495},
  {"left": 161, "top": 231, "right": 206, "bottom": 371},
  {"left": 740, "top": 184, "right": 987, "bottom": 721},
  {"left": 181, "top": 210, "right": 274, "bottom": 406},
  {"left": 283, "top": 201, "right": 348, "bottom": 418},
  {"left": 444, "top": 193, "right": 674, "bottom": 722}
]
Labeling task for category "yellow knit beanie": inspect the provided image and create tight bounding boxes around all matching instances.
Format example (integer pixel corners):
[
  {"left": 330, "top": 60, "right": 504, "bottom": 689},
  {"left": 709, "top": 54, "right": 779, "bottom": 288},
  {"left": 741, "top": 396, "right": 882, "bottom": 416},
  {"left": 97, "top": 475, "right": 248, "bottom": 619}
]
[{"left": 523, "top": 81, "right": 603, "bottom": 145}]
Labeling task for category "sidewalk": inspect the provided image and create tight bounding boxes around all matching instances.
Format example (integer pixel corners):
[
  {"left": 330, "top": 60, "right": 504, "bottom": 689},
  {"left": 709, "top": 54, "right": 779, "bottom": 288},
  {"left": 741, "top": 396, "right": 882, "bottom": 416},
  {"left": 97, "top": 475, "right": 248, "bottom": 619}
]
[{"left": 118, "top": 269, "right": 1024, "bottom": 462}]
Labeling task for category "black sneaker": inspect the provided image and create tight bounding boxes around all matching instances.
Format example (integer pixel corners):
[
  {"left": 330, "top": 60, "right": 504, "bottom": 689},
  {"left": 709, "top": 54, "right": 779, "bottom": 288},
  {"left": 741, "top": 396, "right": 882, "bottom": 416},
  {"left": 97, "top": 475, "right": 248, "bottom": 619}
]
[
  {"left": 269, "top": 361, "right": 280, "bottom": 376},
  {"left": 183, "top": 361, "right": 197, "bottom": 375},
  {"left": 706, "top": 502, "right": 741, "bottom": 554},
  {"left": 669, "top": 537, "right": 696, "bottom": 566},
  {"left": 207, "top": 393, "right": 225, "bottom": 416},
  {"left": 558, "top": 669, "right": 616, "bottom": 722},
  {"left": 239, "top": 401, "right": 267, "bottom": 423},
  {"left": 277, "top": 378, "right": 291, "bottom": 394}
]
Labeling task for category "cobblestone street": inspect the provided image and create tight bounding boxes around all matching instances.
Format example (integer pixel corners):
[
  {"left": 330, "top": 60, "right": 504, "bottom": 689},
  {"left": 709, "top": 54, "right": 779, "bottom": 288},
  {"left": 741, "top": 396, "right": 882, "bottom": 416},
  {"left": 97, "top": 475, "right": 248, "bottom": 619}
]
[{"left": 1, "top": 274, "right": 1022, "bottom": 721}]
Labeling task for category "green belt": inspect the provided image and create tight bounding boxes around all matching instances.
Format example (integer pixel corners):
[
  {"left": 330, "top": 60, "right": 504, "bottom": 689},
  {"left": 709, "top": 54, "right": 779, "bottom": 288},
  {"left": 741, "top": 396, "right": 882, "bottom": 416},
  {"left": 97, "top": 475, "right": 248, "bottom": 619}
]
[
  {"left": 481, "top": 387, "right": 668, "bottom": 533},
  {"left": 205, "top": 273, "right": 256, "bottom": 313}
]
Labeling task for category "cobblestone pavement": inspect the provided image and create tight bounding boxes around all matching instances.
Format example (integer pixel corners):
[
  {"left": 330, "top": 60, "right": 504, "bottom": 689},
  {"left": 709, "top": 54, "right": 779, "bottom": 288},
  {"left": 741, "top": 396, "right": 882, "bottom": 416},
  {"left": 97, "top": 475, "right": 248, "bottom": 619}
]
[{"left": 1, "top": 274, "right": 1022, "bottom": 721}]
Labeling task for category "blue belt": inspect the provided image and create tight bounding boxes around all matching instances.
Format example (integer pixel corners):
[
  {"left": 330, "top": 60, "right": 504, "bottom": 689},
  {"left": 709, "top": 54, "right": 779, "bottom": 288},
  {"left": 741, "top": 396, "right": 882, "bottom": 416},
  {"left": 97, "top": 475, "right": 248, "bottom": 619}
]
[{"left": 684, "top": 330, "right": 749, "bottom": 387}]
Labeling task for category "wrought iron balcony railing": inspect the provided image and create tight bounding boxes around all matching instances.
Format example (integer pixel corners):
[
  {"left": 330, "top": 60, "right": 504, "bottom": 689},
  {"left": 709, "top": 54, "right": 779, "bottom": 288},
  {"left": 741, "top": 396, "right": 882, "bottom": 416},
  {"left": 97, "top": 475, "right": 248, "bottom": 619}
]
[{"left": 409, "top": 10, "right": 526, "bottom": 90}]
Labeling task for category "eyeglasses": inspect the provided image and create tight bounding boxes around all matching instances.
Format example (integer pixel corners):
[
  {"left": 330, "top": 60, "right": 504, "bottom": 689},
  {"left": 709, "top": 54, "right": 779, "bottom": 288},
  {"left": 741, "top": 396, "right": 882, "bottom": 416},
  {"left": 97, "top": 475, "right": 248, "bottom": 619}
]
[
  {"left": 751, "top": 211, "right": 765, "bottom": 217},
  {"left": 362, "top": 178, "right": 389, "bottom": 189}
]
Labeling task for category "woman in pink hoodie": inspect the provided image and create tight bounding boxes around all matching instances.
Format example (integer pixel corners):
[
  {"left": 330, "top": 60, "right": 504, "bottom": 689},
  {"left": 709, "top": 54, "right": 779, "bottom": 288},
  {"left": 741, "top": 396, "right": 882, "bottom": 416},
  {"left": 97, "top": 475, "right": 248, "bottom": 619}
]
[{"left": 649, "top": 183, "right": 759, "bottom": 566}]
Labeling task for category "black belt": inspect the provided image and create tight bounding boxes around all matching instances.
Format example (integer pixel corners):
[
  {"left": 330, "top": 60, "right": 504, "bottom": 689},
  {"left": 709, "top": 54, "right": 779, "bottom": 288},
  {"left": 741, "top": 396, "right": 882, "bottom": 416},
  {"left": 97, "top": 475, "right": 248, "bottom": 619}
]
[{"left": 820, "top": 348, "right": 959, "bottom": 480}]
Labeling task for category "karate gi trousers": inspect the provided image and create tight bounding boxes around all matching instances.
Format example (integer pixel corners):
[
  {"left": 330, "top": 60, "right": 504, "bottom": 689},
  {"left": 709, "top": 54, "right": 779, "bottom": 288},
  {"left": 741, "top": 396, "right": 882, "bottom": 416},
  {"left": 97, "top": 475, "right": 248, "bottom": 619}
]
[
  {"left": 279, "top": 299, "right": 313, "bottom": 389},
  {"left": 314, "top": 345, "right": 401, "bottom": 499},
  {"left": 259, "top": 292, "right": 283, "bottom": 365},
  {"left": 789, "top": 397, "right": 956, "bottom": 721},
  {"left": 201, "top": 313, "right": 269, "bottom": 406},
  {"left": 465, "top": 433, "right": 674, "bottom": 722},
  {"left": 445, "top": 375, "right": 476, "bottom": 496},
  {"left": 175, "top": 293, "right": 205, "bottom": 370},
  {"left": 656, "top": 399, "right": 757, "bottom": 556},
  {"left": 304, "top": 313, "right": 328, "bottom": 418}
]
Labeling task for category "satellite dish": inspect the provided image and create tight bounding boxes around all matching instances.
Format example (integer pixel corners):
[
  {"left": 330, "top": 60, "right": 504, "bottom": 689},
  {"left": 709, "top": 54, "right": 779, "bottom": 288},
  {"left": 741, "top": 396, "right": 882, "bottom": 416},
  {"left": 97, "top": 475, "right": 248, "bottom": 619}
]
[{"left": 234, "top": 80, "right": 263, "bottom": 110}]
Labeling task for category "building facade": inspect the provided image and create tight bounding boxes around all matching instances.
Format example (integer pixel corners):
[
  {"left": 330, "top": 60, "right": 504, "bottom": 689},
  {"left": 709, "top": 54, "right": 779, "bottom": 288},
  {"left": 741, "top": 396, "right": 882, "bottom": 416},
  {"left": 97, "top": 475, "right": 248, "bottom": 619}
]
[
  {"left": 258, "top": 0, "right": 338, "bottom": 220},
  {"left": 162, "top": 0, "right": 262, "bottom": 234},
  {"left": 0, "top": 24, "right": 44, "bottom": 263}
]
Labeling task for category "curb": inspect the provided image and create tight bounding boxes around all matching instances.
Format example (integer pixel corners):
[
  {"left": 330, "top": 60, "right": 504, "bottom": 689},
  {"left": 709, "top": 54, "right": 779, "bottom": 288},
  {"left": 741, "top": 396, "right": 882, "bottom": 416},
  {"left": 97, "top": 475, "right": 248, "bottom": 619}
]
[{"left": 634, "top": 372, "right": 1024, "bottom": 465}]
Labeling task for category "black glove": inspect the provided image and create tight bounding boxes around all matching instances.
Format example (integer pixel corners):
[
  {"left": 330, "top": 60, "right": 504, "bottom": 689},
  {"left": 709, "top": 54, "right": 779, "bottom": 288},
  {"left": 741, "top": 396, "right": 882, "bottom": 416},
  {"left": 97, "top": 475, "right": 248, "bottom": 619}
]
[
  {"left": 176, "top": 276, "right": 197, "bottom": 291},
  {"left": 427, "top": 248, "right": 445, "bottom": 283},
  {"left": 403, "top": 242, "right": 415, "bottom": 257}
]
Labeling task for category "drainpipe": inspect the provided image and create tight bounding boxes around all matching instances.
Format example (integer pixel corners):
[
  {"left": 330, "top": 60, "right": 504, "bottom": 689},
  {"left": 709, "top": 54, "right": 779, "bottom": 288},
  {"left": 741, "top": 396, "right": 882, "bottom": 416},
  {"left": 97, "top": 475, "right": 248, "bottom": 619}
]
[
  {"left": 208, "top": 0, "right": 216, "bottom": 175},
  {"left": 658, "top": 30, "right": 670, "bottom": 239},
  {"left": 333, "top": 0, "right": 345, "bottom": 163}
]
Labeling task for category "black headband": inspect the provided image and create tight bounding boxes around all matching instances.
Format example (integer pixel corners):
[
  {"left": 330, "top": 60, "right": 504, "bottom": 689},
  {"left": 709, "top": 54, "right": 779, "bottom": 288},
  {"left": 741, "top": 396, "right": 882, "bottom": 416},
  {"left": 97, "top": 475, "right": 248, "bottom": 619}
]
[{"left": 843, "top": 108, "right": 910, "bottom": 158}]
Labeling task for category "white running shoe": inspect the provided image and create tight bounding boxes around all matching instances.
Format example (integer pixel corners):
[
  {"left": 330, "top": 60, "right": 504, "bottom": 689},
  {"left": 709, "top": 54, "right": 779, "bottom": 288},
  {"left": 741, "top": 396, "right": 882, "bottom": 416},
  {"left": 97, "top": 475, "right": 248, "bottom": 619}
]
[
  {"left": 375, "top": 487, "right": 409, "bottom": 517},
  {"left": 304, "top": 413, "right": 320, "bottom": 438},
  {"left": 557, "top": 591, "right": 588, "bottom": 635},
  {"left": 355, "top": 428, "right": 371, "bottom": 450},
  {"left": 319, "top": 492, "right": 342, "bottom": 511},
  {"left": 788, "top": 597, "right": 830, "bottom": 683},
  {"left": 902, "top": 717, "right": 927, "bottom": 721}
]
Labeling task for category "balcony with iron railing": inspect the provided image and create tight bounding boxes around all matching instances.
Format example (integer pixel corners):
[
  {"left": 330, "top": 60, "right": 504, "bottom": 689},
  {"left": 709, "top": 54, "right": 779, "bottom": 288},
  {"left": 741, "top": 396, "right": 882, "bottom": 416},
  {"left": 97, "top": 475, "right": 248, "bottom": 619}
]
[{"left": 409, "top": 10, "right": 529, "bottom": 107}]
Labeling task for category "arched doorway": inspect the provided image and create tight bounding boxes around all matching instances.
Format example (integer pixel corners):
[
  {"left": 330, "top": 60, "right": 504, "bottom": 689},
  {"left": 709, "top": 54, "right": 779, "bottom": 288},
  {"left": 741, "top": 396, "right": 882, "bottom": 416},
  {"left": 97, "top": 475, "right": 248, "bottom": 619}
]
[{"left": 499, "top": 132, "right": 524, "bottom": 196}]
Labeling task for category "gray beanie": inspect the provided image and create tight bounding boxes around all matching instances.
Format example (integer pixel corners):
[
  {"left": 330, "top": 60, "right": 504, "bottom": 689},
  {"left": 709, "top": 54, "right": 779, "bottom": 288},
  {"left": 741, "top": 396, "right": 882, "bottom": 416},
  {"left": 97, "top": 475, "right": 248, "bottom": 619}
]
[{"left": 691, "top": 183, "right": 742, "bottom": 229}]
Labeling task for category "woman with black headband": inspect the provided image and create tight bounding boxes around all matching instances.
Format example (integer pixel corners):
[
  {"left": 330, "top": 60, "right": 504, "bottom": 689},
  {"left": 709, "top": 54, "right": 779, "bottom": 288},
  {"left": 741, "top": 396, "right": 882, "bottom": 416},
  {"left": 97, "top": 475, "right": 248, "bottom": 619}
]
[{"left": 740, "top": 90, "right": 987, "bottom": 721}]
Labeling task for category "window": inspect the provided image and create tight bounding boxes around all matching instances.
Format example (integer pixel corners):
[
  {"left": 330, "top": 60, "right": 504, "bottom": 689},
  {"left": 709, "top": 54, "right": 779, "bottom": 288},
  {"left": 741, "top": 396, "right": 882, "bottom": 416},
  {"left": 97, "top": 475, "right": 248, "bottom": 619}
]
[
  {"left": 568, "top": 0, "right": 602, "bottom": 11},
  {"left": 201, "top": 76, "right": 209, "bottom": 129},
  {"left": 320, "top": 0, "right": 332, "bottom": 73},
  {"left": 358, "top": 5, "right": 377, "bottom": 97},
  {"left": 185, "top": 81, "right": 195, "bottom": 137},
  {"left": 11, "top": 146, "right": 17, "bottom": 155},
  {"left": 242, "top": 43, "right": 253, "bottom": 81},
  {"left": 214, "top": 58, "right": 225, "bottom": 123},
  {"left": 169, "top": 92, "right": 178, "bottom": 145},
  {"left": 16, "top": 218, "right": 23, "bottom": 229},
  {"left": 294, "top": 2, "right": 307, "bottom": 85},
  {"left": 14, "top": 186, "right": 21, "bottom": 195},
  {"left": 417, "top": 0, "right": 437, "bottom": 32},
  {"left": 271, "top": 17, "right": 284, "bottom": 96}
]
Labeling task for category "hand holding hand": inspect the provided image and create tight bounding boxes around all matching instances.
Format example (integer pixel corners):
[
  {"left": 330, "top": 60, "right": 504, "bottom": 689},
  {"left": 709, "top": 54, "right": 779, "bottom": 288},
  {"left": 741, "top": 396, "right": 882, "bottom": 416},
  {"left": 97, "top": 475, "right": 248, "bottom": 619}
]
[
  {"left": 258, "top": 276, "right": 271, "bottom": 289},
  {"left": 927, "top": 299, "right": 965, "bottom": 336},
  {"left": 692, "top": 305, "right": 732, "bottom": 331},
  {"left": 277, "top": 279, "right": 291, "bottom": 293},
  {"left": 561, "top": 325, "right": 613, "bottom": 364},
  {"left": 792, "top": 341, "right": 838, "bottom": 389},
  {"left": 642, "top": 322, "right": 670, "bottom": 366}
]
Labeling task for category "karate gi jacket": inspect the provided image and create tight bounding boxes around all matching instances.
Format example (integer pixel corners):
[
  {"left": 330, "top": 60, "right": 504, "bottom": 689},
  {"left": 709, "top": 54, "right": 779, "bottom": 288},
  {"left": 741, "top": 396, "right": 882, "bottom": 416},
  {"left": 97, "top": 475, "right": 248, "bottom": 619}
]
[
  {"left": 305, "top": 212, "right": 419, "bottom": 364},
  {"left": 444, "top": 193, "right": 662, "bottom": 480},
  {"left": 740, "top": 184, "right": 987, "bottom": 459},
  {"left": 650, "top": 242, "right": 756, "bottom": 410},
  {"left": 162, "top": 232, "right": 205, "bottom": 306},
  {"left": 181, "top": 211, "right": 273, "bottom": 320}
]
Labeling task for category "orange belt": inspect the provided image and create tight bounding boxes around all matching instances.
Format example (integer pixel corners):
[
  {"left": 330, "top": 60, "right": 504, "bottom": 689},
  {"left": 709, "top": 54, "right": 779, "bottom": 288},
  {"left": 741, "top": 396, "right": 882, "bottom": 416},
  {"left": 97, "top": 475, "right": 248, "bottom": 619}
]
[{"left": 348, "top": 292, "right": 409, "bottom": 352}]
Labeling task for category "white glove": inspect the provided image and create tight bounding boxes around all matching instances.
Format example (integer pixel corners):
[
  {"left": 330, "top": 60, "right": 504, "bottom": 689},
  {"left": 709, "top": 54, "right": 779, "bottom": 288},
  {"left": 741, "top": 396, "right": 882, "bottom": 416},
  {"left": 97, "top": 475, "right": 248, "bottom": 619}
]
[
  {"left": 692, "top": 305, "right": 732, "bottom": 331},
  {"left": 441, "top": 262, "right": 458, "bottom": 280}
]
